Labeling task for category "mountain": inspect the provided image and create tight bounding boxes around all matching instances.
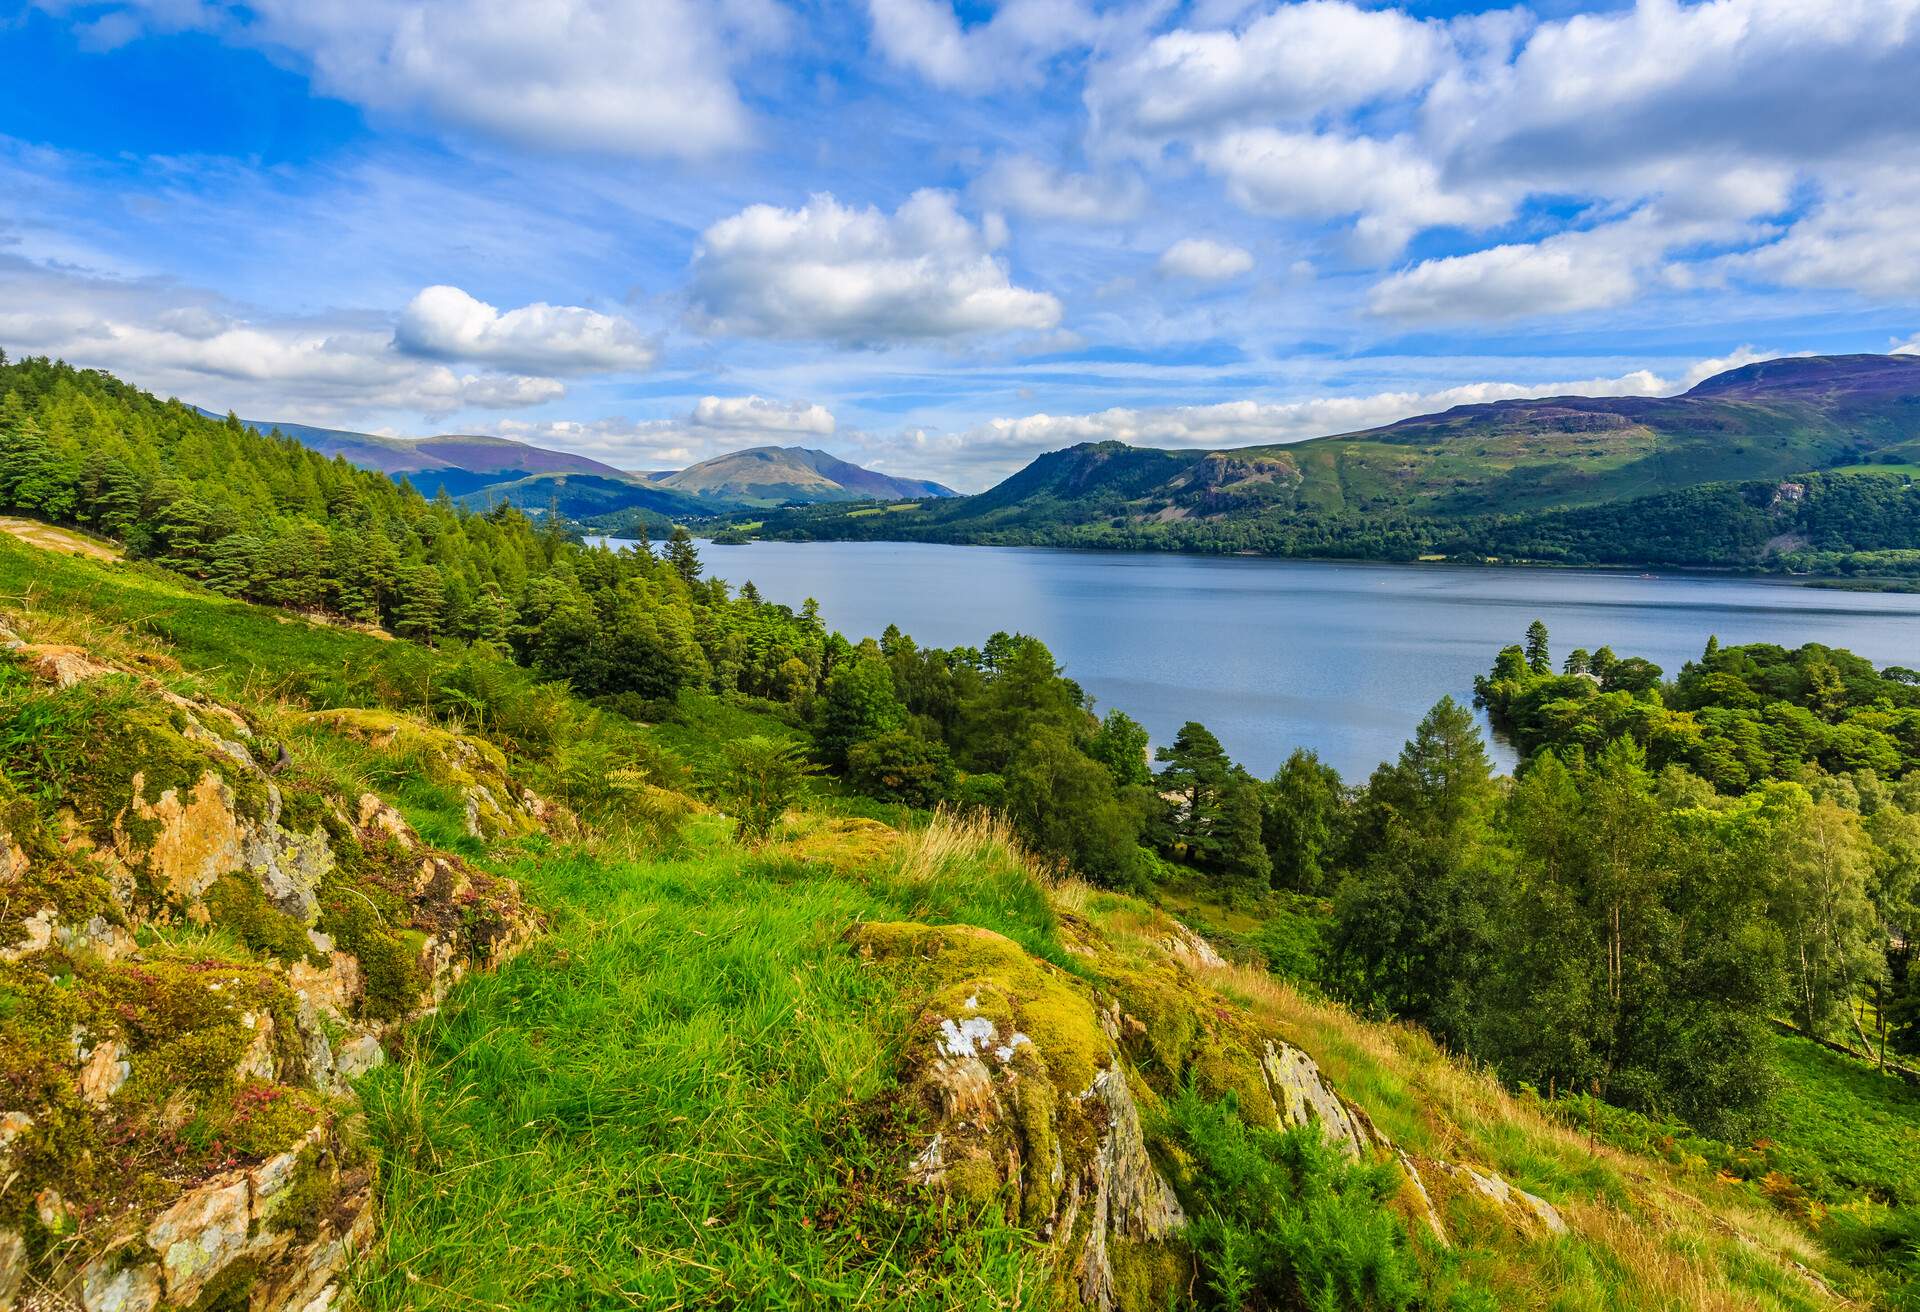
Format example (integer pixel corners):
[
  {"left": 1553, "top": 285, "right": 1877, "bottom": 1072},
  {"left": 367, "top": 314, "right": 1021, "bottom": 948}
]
[
  {"left": 747, "top": 353, "right": 1920, "bottom": 571},
  {"left": 648, "top": 445, "right": 958, "bottom": 506},
  {"left": 217, "top": 413, "right": 956, "bottom": 519},
  {"left": 204, "top": 412, "right": 627, "bottom": 500}
]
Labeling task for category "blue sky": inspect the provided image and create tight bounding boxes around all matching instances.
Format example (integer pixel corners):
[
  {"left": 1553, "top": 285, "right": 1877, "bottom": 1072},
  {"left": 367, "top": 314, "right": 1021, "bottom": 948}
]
[{"left": 3, "top": 0, "right": 1917, "bottom": 489}]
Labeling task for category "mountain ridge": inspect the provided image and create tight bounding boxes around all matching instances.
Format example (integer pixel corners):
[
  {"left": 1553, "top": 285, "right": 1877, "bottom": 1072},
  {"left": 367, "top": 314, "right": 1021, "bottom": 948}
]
[
  {"left": 207, "top": 412, "right": 956, "bottom": 517},
  {"left": 743, "top": 352, "right": 1920, "bottom": 571}
]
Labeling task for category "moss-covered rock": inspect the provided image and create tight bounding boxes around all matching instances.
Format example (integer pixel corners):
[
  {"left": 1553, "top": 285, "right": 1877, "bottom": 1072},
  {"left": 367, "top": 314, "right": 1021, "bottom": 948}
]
[
  {"left": 852, "top": 921, "right": 1187, "bottom": 1312},
  {"left": 298, "top": 707, "right": 560, "bottom": 840},
  {"left": 0, "top": 642, "right": 536, "bottom": 1309}
]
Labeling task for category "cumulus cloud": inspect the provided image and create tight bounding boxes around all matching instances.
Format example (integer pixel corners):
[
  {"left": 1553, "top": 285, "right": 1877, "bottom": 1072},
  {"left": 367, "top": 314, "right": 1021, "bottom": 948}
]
[
  {"left": 1894, "top": 334, "right": 1920, "bottom": 357},
  {"left": 1194, "top": 129, "right": 1509, "bottom": 256},
  {"left": 395, "top": 285, "right": 657, "bottom": 374},
  {"left": 865, "top": 0, "right": 1109, "bottom": 91},
  {"left": 36, "top": 0, "right": 784, "bottom": 157},
  {"left": 691, "top": 395, "right": 836, "bottom": 435},
  {"left": 1367, "top": 226, "right": 1646, "bottom": 323},
  {"left": 973, "top": 156, "right": 1146, "bottom": 223},
  {"left": 1087, "top": 1, "right": 1449, "bottom": 144},
  {"left": 1072, "top": 0, "right": 1920, "bottom": 294},
  {"left": 0, "top": 255, "right": 565, "bottom": 419},
  {"left": 1157, "top": 238, "right": 1253, "bottom": 281},
  {"left": 1726, "top": 168, "right": 1920, "bottom": 299},
  {"left": 687, "top": 190, "right": 1062, "bottom": 344}
]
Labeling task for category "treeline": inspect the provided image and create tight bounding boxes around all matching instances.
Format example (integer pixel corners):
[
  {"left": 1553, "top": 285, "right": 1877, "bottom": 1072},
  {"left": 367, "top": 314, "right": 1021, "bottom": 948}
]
[
  {"left": 0, "top": 353, "right": 836, "bottom": 709},
  {"left": 748, "top": 469, "right": 1920, "bottom": 576},
  {"left": 1246, "top": 626, "right": 1920, "bottom": 1136}
]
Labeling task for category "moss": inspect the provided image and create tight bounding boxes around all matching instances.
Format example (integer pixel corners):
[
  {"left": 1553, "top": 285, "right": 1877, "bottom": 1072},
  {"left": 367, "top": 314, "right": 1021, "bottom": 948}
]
[
  {"left": 275, "top": 780, "right": 330, "bottom": 837},
  {"left": 1107, "top": 1236, "right": 1192, "bottom": 1312},
  {"left": 218, "top": 1082, "right": 324, "bottom": 1158},
  {"left": 315, "top": 872, "right": 426, "bottom": 1022},
  {"left": 0, "top": 786, "right": 121, "bottom": 951},
  {"left": 0, "top": 963, "right": 98, "bottom": 1229},
  {"left": 202, "top": 873, "right": 324, "bottom": 967},
  {"left": 187, "top": 1254, "right": 260, "bottom": 1312},
  {"left": 854, "top": 921, "right": 1110, "bottom": 1097}
]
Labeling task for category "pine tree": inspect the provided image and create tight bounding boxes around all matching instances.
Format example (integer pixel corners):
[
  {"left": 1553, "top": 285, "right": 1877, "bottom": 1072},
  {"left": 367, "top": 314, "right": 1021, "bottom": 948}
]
[
  {"left": 666, "top": 526, "right": 702, "bottom": 583},
  {"left": 393, "top": 564, "right": 448, "bottom": 644},
  {"left": 1524, "top": 619, "right": 1551, "bottom": 674}
]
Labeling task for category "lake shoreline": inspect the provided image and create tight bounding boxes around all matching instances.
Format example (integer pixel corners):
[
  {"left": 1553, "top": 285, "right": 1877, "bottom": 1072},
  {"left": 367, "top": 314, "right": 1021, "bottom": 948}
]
[
  {"left": 598, "top": 537, "right": 1920, "bottom": 781},
  {"left": 714, "top": 527, "right": 1920, "bottom": 591},
  {"left": 704, "top": 534, "right": 1920, "bottom": 593}
]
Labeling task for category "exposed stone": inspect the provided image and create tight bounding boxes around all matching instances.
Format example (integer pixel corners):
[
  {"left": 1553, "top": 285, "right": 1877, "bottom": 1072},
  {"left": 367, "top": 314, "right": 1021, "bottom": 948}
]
[
  {"left": 233, "top": 1012, "right": 278, "bottom": 1082},
  {"left": 1260, "top": 1040, "right": 1377, "bottom": 1160},
  {"left": 76, "top": 1036, "right": 130, "bottom": 1106},
  {"left": 333, "top": 1033, "right": 386, "bottom": 1082},
  {"left": 1433, "top": 1160, "right": 1568, "bottom": 1235},
  {"left": 0, "top": 907, "right": 54, "bottom": 962},
  {"left": 0, "top": 1228, "right": 23, "bottom": 1309},
  {"left": 145, "top": 1173, "right": 251, "bottom": 1305},
  {"left": 16, "top": 643, "right": 113, "bottom": 687},
  {"left": 1074, "top": 1066, "right": 1187, "bottom": 1311},
  {"left": 114, "top": 771, "right": 248, "bottom": 904},
  {"left": 1158, "top": 921, "right": 1226, "bottom": 970},
  {"left": 80, "top": 1251, "right": 162, "bottom": 1312},
  {"left": 357, "top": 793, "right": 415, "bottom": 849}
]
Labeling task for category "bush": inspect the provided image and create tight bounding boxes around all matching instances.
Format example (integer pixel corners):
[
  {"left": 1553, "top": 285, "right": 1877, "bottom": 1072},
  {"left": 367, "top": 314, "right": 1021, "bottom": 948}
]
[
  {"left": 1167, "top": 1085, "right": 1428, "bottom": 1312},
  {"left": 710, "top": 735, "right": 818, "bottom": 841},
  {"left": 846, "top": 729, "right": 954, "bottom": 806}
]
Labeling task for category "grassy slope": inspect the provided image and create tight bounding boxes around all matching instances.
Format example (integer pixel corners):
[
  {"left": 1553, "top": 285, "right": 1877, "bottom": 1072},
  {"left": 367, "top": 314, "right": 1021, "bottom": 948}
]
[{"left": 1, "top": 534, "right": 1904, "bottom": 1309}]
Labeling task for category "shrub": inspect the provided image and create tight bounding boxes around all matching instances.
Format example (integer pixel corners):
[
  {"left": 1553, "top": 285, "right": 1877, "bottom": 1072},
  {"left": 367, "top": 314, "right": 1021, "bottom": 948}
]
[
  {"left": 846, "top": 729, "right": 954, "bottom": 806},
  {"left": 710, "top": 735, "right": 818, "bottom": 841},
  {"left": 1167, "top": 1085, "right": 1426, "bottom": 1312}
]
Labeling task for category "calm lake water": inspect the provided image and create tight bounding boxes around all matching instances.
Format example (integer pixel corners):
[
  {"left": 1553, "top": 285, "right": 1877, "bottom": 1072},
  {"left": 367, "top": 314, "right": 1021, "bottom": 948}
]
[{"left": 605, "top": 538, "right": 1920, "bottom": 781}]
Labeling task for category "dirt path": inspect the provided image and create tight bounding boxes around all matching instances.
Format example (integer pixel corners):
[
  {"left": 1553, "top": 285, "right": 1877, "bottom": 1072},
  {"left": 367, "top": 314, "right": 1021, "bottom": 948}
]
[{"left": 0, "top": 516, "right": 123, "bottom": 562}]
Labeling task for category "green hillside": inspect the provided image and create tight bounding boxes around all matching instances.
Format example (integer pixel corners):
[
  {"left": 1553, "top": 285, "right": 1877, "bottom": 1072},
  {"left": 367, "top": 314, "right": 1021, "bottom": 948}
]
[{"left": 749, "top": 354, "right": 1920, "bottom": 574}]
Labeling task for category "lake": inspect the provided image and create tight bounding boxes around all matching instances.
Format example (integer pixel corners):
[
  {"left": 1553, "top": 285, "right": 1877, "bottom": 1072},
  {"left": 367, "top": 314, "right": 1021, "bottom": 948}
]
[{"left": 603, "top": 538, "right": 1920, "bottom": 780}]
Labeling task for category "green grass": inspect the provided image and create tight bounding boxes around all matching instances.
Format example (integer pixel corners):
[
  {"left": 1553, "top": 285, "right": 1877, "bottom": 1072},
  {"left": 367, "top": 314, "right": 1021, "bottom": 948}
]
[{"left": 354, "top": 827, "right": 1069, "bottom": 1310}]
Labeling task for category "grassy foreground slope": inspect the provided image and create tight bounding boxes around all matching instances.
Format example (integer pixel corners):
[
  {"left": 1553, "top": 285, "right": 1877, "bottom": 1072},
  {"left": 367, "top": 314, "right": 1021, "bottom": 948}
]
[{"left": 2, "top": 535, "right": 1905, "bottom": 1310}]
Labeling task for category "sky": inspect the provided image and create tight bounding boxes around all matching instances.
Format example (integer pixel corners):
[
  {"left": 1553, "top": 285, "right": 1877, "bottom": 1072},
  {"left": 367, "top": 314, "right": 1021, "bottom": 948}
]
[{"left": 2, "top": 0, "right": 1919, "bottom": 491}]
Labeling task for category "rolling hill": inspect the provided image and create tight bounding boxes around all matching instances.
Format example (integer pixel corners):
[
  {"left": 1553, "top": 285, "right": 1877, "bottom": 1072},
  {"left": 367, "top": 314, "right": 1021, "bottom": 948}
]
[
  {"left": 217, "top": 414, "right": 955, "bottom": 520},
  {"left": 648, "top": 445, "right": 957, "bottom": 506},
  {"left": 747, "top": 353, "right": 1920, "bottom": 571}
]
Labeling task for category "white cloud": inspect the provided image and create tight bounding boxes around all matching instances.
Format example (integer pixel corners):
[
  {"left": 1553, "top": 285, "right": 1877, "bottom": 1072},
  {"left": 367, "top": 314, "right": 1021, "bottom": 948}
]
[
  {"left": 1157, "top": 238, "right": 1253, "bottom": 281},
  {"left": 1193, "top": 129, "right": 1509, "bottom": 256},
  {"left": 1426, "top": 0, "right": 1920, "bottom": 196},
  {"left": 0, "top": 255, "right": 564, "bottom": 419},
  {"left": 692, "top": 395, "right": 836, "bottom": 435},
  {"left": 395, "top": 285, "right": 657, "bottom": 374},
  {"left": 1367, "top": 220, "right": 1655, "bottom": 323},
  {"left": 1727, "top": 168, "right": 1920, "bottom": 299},
  {"left": 37, "top": 0, "right": 783, "bottom": 158},
  {"left": 1894, "top": 334, "right": 1920, "bottom": 357},
  {"left": 687, "top": 190, "right": 1062, "bottom": 344},
  {"left": 1073, "top": 0, "right": 1920, "bottom": 291},
  {"left": 1087, "top": 1, "right": 1449, "bottom": 144},
  {"left": 865, "top": 0, "right": 1103, "bottom": 91},
  {"left": 974, "top": 156, "right": 1145, "bottom": 223}
]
